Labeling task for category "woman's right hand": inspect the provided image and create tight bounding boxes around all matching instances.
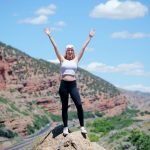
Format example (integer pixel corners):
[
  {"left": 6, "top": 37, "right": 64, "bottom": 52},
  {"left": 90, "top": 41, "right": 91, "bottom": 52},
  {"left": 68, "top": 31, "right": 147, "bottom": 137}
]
[{"left": 44, "top": 28, "right": 51, "bottom": 36}]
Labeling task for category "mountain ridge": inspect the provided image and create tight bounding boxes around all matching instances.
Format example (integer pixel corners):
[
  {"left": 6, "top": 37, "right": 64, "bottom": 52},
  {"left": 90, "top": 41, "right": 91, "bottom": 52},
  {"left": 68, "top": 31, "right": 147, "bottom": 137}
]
[{"left": 0, "top": 41, "right": 127, "bottom": 138}]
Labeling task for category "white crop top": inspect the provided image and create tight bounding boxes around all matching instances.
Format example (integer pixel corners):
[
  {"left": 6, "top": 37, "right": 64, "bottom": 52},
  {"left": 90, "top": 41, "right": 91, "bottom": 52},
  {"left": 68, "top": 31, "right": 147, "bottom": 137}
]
[{"left": 60, "top": 60, "right": 78, "bottom": 76}]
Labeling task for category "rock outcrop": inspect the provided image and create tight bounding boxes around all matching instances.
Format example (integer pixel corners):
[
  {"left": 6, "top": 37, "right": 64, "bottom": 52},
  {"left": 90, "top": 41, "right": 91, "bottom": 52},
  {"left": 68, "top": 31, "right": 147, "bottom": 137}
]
[{"left": 35, "top": 125, "right": 105, "bottom": 150}]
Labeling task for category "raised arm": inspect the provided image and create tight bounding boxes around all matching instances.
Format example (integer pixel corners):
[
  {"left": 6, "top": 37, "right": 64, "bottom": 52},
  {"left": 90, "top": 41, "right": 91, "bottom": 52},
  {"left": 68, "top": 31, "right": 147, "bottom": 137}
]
[
  {"left": 44, "top": 28, "right": 64, "bottom": 63},
  {"left": 77, "top": 29, "right": 95, "bottom": 62}
]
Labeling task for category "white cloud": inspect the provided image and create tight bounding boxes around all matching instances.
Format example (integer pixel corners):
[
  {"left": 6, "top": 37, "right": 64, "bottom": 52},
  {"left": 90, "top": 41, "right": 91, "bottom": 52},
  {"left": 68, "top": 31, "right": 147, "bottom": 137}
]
[
  {"left": 50, "top": 27, "right": 62, "bottom": 32},
  {"left": 90, "top": 0, "right": 148, "bottom": 19},
  {"left": 82, "top": 62, "right": 150, "bottom": 76},
  {"left": 19, "top": 4, "right": 56, "bottom": 25},
  {"left": 19, "top": 4, "right": 65, "bottom": 29},
  {"left": 48, "top": 58, "right": 59, "bottom": 64},
  {"left": 48, "top": 21, "right": 66, "bottom": 32},
  {"left": 111, "top": 31, "right": 150, "bottom": 39},
  {"left": 117, "top": 84, "right": 150, "bottom": 93},
  {"left": 19, "top": 15, "right": 48, "bottom": 24},
  {"left": 36, "top": 4, "right": 56, "bottom": 15},
  {"left": 55, "top": 21, "right": 66, "bottom": 27}
]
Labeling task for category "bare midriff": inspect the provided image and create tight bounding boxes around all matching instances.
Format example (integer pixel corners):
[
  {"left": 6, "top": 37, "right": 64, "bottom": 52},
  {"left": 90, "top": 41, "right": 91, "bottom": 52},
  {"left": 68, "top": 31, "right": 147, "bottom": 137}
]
[{"left": 61, "top": 74, "right": 76, "bottom": 81}]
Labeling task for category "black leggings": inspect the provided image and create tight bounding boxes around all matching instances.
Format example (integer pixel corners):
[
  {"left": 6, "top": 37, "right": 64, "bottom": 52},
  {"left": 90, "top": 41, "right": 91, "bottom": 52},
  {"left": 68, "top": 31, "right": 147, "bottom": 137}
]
[{"left": 59, "top": 80, "right": 84, "bottom": 127}]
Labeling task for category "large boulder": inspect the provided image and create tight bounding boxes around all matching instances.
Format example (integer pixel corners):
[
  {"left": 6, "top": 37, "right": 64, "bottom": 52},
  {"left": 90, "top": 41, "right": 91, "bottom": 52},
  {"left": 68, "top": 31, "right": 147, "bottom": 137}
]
[{"left": 35, "top": 125, "right": 105, "bottom": 150}]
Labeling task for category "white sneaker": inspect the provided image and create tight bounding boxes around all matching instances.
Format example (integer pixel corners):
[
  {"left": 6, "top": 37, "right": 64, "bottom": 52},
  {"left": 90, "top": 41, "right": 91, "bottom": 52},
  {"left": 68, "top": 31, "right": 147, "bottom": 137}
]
[
  {"left": 80, "top": 127, "right": 87, "bottom": 134},
  {"left": 63, "top": 127, "right": 69, "bottom": 136}
]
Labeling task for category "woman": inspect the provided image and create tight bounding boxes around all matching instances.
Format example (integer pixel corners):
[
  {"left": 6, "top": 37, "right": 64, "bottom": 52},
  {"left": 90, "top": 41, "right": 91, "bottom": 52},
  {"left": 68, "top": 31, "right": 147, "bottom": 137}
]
[{"left": 44, "top": 28, "right": 95, "bottom": 136}]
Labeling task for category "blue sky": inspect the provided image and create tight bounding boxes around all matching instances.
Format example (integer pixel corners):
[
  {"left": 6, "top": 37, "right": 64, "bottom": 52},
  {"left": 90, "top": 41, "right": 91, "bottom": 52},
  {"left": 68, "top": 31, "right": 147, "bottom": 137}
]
[{"left": 0, "top": 0, "right": 150, "bottom": 92}]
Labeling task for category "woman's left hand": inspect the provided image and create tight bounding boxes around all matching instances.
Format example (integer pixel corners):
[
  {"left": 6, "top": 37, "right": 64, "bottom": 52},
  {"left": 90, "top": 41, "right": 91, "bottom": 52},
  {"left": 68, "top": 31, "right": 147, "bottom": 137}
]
[{"left": 89, "top": 29, "right": 96, "bottom": 38}]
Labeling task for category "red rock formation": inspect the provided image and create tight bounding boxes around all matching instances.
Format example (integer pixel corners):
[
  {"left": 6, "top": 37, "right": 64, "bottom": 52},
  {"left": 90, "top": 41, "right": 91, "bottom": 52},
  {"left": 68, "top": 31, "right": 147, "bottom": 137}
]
[
  {"left": 0, "top": 52, "right": 7, "bottom": 89},
  {"left": 5, "top": 117, "right": 32, "bottom": 136},
  {"left": 81, "top": 94, "right": 127, "bottom": 116},
  {"left": 0, "top": 51, "right": 16, "bottom": 90},
  {"left": 18, "top": 77, "right": 58, "bottom": 94},
  {"left": 36, "top": 98, "right": 60, "bottom": 114}
]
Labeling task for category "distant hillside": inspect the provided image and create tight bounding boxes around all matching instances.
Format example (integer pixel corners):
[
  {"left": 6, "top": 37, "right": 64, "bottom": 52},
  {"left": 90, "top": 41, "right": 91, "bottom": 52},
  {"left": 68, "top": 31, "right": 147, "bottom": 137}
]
[
  {"left": 120, "top": 89, "right": 150, "bottom": 111},
  {"left": 0, "top": 41, "right": 127, "bottom": 137},
  {"left": 0, "top": 41, "right": 120, "bottom": 97}
]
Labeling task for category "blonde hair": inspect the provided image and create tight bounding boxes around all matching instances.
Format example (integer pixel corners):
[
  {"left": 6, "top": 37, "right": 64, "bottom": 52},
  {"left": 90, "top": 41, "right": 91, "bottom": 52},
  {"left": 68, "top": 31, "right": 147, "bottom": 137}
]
[
  {"left": 64, "top": 49, "right": 75, "bottom": 60},
  {"left": 64, "top": 44, "right": 75, "bottom": 60}
]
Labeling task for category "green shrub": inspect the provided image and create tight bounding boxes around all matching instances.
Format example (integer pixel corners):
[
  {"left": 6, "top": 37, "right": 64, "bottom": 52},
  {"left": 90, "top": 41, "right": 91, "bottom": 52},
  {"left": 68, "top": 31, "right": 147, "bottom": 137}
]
[
  {"left": 95, "top": 111, "right": 105, "bottom": 117},
  {"left": 9, "top": 88, "right": 16, "bottom": 93},
  {"left": 87, "top": 108, "right": 137, "bottom": 137},
  {"left": 144, "top": 110, "right": 150, "bottom": 114},
  {"left": 122, "top": 107, "right": 139, "bottom": 118},
  {"left": 109, "top": 131, "right": 129, "bottom": 143},
  {"left": 107, "top": 115, "right": 133, "bottom": 129},
  {"left": 26, "top": 124, "right": 35, "bottom": 135},
  {"left": 0, "top": 128, "right": 17, "bottom": 138},
  {"left": 68, "top": 111, "right": 78, "bottom": 120},
  {"left": 10, "top": 103, "right": 21, "bottom": 113},
  {"left": 140, "top": 111, "right": 150, "bottom": 116},
  {"left": 68, "top": 111, "right": 95, "bottom": 120},
  {"left": 33, "top": 115, "right": 49, "bottom": 130},
  {"left": 86, "top": 121, "right": 93, "bottom": 127},
  {"left": 50, "top": 114, "right": 62, "bottom": 122},
  {"left": 128, "top": 129, "right": 150, "bottom": 150},
  {"left": 84, "top": 112, "right": 95, "bottom": 119},
  {"left": 0, "top": 97, "right": 8, "bottom": 104},
  {"left": 91, "top": 119, "right": 114, "bottom": 134},
  {"left": 140, "top": 112, "right": 145, "bottom": 116},
  {"left": 88, "top": 133, "right": 99, "bottom": 142},
  {"left": 0, "top": 123, "right": 5, "bottom": 128}
]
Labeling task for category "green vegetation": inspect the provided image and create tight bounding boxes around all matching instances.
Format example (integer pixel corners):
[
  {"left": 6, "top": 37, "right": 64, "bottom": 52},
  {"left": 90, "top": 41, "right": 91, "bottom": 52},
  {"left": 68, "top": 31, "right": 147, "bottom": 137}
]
[
  {"left": 90, "top": 119, "right": 114, "bottom": 135},
  {"left": 27, "top": 115, "right": 50, "bottom": 135},
  {"left": 88, "top": 133, "right": 100, "bottom": 142},
  {"left": 84, "top": 112, "right": 95, "bottom": 118},
  {"left": 0, "top": 96, "right": 29, "bottom": 116},
  {"left": 9, "top": 88, "right": 17, "bottom": 93},
  {"left": 68, "top": 111, "right": 78, "bottom": 120},
  {"left": 33, "top": 115, "right": 49, "bottom": 130},
  {"left": 0, "top": 123, "right": 5, "bottom": 128},
  {"left": 140, "top": 110, "right": 150, "bottom": 116},
  {"left": 0, "top": 129, "right": 17, "bottom": 138},
  {"left": 0, "top": 97, "right": 8, "bottom": 104},
  {"left": 26, "top": 124, "right": 35, "bottom": 135},
  {"left": 86, "top": 107, "right": 140, "bottom": 142},
  {"left": 87, "top": 114, "right": 134, "bottom": 135},
  {"left": 109, "top": 130, "right": 129, "bottom": 143},
  {"left": 107, "top": 115, "right": 133, "bottom": 130},
  {"left": 9, "top": 103, "right": 22, "bottom": 113},
  {"left": 49, "top": 113, "right": 62, "bottom": 122},
  {"left": 27, "top": 100, "right": 36, "bottom": 111},
  {"left": 127, "top": 129, "right": 150, "bottom": 150},
  {"left": 95, "top": 111, "right": 105, "bottom": 117},
  {"left": 122, "top": 107, "right": 139, "bottom": 117},
  {"left": 0, "top": 123, "right": 17, "bottom": 138},
  {"left": 86, "top": 120, "right": 93, "bottom": 128},
  {"left": 9, "top": 102, "right": 29, "bottom": 116},
  {"left": 47, "top": 111, "right": 97, "bottom": 123},
  {"left": 68, "top": 111, "right": 95, "bottom": 120}
]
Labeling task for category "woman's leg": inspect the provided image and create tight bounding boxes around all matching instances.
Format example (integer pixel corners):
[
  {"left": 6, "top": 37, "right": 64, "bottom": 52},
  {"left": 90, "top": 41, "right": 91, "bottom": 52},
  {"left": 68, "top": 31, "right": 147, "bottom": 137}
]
[
  {"left": 70, "top": 83, "right": 84, "bottom": 127},
  {"left": 59, "top": 81, "right": 69, "bottom": 127}
]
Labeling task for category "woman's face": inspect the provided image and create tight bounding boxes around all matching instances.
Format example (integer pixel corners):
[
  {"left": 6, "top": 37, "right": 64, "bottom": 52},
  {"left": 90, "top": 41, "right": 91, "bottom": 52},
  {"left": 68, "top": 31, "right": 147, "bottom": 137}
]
[{"left": 66, "top": 48, "right": 74, "bottom": 59}]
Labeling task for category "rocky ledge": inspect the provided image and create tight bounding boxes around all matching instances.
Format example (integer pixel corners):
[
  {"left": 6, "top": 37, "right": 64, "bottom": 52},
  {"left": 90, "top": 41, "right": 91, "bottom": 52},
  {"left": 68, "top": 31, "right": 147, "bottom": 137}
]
[{"left": 35, "top": 125, "right": 105, "bottom": 150}]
